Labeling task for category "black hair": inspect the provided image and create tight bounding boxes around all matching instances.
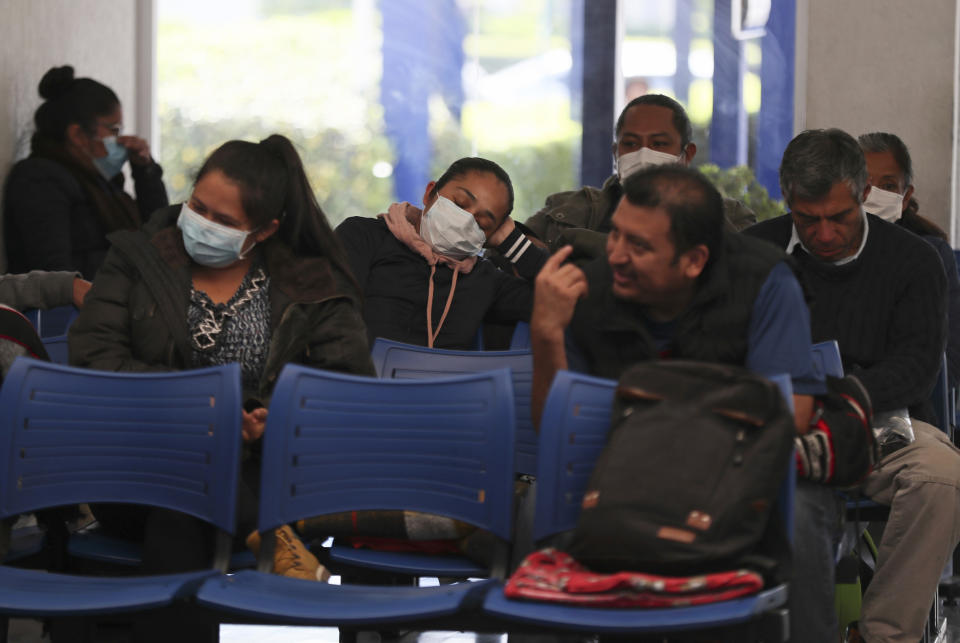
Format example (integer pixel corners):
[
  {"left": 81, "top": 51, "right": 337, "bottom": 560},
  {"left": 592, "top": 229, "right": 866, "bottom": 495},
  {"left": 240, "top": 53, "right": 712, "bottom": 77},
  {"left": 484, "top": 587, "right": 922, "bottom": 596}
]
[
  {"left": 858, "top": 131, "right": 913, "bottom": 187},
  {"left": 621, "top": 165, "right": 724, "bottom": 265},
  {"left": 614, "top": 94, "right": 693, "bottom": 147},
  {"left": 779, "top": 129, "right": 867, "bottom": 207},
  {"left": 195, "top": 134, "right": 357, "bottom": 286},
  {"left": 857, "top": 131, "right": 947, "bottom": 241},
  {"left": 430, "top": 157, "right": 515, "bottom": 217},
  {"left": 31, "top": 66, "right": 119, "bottom": 152}
]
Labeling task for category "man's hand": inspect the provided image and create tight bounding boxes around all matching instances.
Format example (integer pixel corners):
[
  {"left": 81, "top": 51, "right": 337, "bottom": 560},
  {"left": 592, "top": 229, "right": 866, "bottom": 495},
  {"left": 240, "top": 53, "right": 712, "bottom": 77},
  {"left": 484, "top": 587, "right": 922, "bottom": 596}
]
[
  {"left": 532, "top": 245, "right": 588, "bottom": 341},
  {"left": 242, "top": 407, "right": 268, "bottom": 442},
  {"left": 486, "top": 216, "right": 516, "bottom": 247},
  {"left": 530, "top": 246, "right": 589, "bottom": 429},
  {"left": 72, "top": 277, "right": 92, "bottom": 308},
  {"left": 117, "top": 135, "right": 152, "bottom": 166}
]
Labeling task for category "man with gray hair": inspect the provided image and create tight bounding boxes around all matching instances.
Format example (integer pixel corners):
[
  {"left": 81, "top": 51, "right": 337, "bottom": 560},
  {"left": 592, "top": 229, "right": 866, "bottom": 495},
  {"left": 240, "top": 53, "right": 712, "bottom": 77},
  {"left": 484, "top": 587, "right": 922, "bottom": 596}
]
[{"left": 747, "top": 128, "right": 960, "bottom": 643}]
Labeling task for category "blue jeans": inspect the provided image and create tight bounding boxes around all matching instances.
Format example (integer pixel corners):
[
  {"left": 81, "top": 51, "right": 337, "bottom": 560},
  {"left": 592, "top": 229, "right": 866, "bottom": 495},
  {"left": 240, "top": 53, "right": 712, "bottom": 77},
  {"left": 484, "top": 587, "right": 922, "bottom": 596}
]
[{"left": 791, "top": 480, "right": 843, "bottom": 643}]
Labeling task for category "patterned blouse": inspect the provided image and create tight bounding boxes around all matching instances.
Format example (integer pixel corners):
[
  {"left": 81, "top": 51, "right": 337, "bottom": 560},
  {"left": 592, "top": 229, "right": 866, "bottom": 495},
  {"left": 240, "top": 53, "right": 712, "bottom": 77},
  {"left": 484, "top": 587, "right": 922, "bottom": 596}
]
[{"left": 188, "top": 264, "right": 271, "bottom": 392}]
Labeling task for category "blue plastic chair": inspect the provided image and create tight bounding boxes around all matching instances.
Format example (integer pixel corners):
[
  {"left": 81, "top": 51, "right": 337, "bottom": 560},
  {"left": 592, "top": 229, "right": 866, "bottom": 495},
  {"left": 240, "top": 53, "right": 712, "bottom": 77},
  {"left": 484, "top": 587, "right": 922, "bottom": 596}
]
[
  {"left": 195, "top": 365, "right": 516, "bottom": 628},
  {"left": 0, "top": 358, "right": 241, "bottom": 630},
  {"left": 21, "top": 305, "right": 79, "bottom": 339},
  {"left": 811, "top": 339, "right": 843, "bottom": 378},
  {"left": 20, "top": 306, "right": 79, "bottom": 365},
  {"left": 930, "top": 353, "right": 951, "bottom": 438},
  {"left": 509, "top": 322, "right": 531, "bottom": 350},
  {"left": 370, "top": 337, "right": 537, "bottom": 476},
  {"left": 481, "top": 369, "right": 793, "bottom": 638}
]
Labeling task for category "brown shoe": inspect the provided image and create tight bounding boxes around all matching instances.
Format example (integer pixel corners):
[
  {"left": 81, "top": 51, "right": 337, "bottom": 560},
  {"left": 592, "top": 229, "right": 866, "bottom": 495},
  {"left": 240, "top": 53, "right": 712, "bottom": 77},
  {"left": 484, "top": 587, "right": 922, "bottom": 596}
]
[{"left": 246, "top": 525, "right": 330, "bottom": 581}]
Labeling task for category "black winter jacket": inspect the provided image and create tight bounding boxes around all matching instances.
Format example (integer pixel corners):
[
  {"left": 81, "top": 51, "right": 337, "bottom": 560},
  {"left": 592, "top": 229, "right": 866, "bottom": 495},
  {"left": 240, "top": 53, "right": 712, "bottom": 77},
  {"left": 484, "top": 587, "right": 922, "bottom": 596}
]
[
  {"left": 69, "top": 205, "right": 374, "bottom": 404},
  {"left": 3, "top": 156, "right": 168, "bottom": 279}
]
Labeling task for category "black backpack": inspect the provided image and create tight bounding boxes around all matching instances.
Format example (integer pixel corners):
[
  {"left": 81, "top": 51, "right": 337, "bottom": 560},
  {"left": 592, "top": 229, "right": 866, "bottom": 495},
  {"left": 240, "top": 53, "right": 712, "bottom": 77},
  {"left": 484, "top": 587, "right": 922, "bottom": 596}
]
[{"left": 568, "top": 360, "right": 795, "bottom": 576}]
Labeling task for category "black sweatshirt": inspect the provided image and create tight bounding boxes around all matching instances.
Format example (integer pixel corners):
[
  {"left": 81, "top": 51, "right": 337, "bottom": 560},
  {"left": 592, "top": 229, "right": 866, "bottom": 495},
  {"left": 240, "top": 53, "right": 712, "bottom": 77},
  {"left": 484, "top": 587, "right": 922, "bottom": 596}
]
[
  {"left": 746, "top": 213, "right": 946, "bottom": 421},
  {"left": 336, "top": 216, "right": 532, "bottom": 350}
]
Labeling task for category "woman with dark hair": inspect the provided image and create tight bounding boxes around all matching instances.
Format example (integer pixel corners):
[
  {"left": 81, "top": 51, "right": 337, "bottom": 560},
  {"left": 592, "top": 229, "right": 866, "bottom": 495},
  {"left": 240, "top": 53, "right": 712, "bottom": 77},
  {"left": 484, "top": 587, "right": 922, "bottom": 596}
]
[
  {"left": 336, "top": 156, "right": 532, "bottom": 349},
  {"left": 3, "top": 65, "right": 168, "bottom": 279},
  {"left": 859, "top": 131, "right": 960, "bottom": 386},
  {"left": 69, "top": 134, "right": 373, "bottom": 642}
]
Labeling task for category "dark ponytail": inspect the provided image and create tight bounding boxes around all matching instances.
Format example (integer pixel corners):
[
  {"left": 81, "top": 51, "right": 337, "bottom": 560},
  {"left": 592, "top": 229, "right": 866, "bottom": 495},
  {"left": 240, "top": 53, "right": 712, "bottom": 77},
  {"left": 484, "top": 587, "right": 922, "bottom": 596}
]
[
  {"left": 31, "top": 66, "right": 119, "bottom": 153},
  {"left": 899, "top": 197, "right": 948, "bottom": 242},
  {"left": 195, "top": 134, "right": 358, "bottom": 290}
]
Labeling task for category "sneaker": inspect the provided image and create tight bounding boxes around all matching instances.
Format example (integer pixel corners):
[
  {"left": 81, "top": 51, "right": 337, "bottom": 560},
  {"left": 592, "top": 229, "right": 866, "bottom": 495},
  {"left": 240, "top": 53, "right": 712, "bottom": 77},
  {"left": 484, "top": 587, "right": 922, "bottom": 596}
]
[{"left": 246, "top": 525, "right": 330, "bottom": 581}]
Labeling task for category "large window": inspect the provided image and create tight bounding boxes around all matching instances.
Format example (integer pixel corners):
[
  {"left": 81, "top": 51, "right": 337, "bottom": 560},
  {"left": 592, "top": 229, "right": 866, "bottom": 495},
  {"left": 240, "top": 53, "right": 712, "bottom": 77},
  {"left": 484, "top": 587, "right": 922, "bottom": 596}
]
[
  {"left": 157, "top": 0, "right": 580, "bottom": 225},
  {"left": 618, "top": 0, "right": 796, "bottom": 215},
  {"left": 156, "top": 0, "right": 794, "bottom": 223}
]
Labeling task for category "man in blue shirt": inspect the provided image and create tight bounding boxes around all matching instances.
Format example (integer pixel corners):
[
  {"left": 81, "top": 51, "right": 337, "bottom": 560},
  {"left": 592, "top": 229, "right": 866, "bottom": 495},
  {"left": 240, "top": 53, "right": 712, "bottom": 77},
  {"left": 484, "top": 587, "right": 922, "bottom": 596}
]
[{"left": 531, "top": 164, "right": 833, "bottom": 643}]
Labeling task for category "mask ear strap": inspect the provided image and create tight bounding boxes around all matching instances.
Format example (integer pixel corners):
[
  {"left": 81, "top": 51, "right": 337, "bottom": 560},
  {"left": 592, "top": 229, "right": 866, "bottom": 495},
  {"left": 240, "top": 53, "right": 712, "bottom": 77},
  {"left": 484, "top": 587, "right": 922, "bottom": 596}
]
[{"left": 237, "top": 231, "right": 258, "bottom": 260}]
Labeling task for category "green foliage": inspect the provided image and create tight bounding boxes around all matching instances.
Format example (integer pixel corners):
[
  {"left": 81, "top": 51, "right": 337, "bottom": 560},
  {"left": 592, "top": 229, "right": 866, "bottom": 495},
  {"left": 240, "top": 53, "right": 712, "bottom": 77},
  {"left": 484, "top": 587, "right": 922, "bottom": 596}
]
[
  {"left": 159, "top": 106, "right": 578, "bottom": 228},
  {"left": 430, "top": 124, "right": 578, "bottom": 222},
  {"left": 156, "top": 3, "right": 580, "bottom": 228},
  {"left": 698, "top": 163, "right": 786, "bottom": 221},
  {"left": 159, "top": 107, "right": 394, "bottom": 227}
]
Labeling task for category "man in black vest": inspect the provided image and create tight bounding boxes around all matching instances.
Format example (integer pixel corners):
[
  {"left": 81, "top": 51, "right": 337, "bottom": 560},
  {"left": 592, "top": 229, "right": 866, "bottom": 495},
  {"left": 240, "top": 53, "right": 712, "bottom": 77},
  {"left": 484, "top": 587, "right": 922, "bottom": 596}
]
[
  {"left": 746, "top": 128, "right": 960, "bottom": 643},
  {"left": 531, "top": 164, "right": 834, "bottom": 643}
]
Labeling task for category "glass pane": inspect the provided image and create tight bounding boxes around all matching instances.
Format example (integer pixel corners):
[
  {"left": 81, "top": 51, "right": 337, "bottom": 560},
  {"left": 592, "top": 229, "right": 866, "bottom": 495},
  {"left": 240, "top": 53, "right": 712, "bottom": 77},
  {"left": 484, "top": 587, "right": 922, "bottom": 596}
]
[
  {"left": 157, "top": 0, "right": 580, "bottom": 226},
  {"left": 620, "top": 0, "right": 793, "bottom": 220}
]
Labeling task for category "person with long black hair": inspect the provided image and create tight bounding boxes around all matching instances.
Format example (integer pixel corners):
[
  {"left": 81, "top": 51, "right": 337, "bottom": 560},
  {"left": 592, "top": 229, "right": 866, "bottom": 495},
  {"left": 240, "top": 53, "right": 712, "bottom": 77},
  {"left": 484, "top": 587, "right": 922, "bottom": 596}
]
[
  {"left": 858, "top": 131, "right": 960, "bottom": 388},
  {"left": 3, "top": 65, "right": 168, "bottom": 278},
  {"left": 69, "top": 133, "right": 374, "bottom": 642}
]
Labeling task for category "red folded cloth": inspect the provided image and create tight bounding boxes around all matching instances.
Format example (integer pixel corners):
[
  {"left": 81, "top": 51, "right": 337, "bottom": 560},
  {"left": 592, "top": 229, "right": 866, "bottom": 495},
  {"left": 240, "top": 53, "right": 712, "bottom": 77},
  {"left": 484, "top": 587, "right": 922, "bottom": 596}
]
[{"left": 504, "top": 548, "right": 763, "bottom": 608}]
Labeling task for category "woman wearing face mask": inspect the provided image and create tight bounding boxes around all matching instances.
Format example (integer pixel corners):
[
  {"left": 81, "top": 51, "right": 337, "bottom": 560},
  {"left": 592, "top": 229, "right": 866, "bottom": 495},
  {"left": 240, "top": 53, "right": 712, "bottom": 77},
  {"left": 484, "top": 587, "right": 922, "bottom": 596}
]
[
  {"left": 3, "top": 65, "right": 168, "bottom": 279},
  {"left": 336, "top": 157, "right": 532, "bottom": 349},
  {"left": 69, "top": 134, "right": 374, "bottom": 642},
  {"left": 859, "top": 131, "right": 960, "bottom": 387}
]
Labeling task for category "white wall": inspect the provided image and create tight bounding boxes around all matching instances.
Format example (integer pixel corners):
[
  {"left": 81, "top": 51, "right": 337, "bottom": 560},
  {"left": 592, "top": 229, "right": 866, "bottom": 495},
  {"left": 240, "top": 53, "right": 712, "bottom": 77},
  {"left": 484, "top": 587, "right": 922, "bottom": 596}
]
[
  {"left": 0, "top": 0, "right": 139, "bottom": 270},
  {"left": 801, "top": 0, "right": 959, "bottom": 237}
]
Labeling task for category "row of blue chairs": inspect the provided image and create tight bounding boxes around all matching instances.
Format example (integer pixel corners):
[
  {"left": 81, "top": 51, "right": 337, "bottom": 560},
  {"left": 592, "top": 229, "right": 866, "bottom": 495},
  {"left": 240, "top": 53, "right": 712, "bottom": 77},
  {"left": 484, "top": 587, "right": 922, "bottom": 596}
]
[{"left": 0, "top": 356, "right": 795, "bottom": 640}]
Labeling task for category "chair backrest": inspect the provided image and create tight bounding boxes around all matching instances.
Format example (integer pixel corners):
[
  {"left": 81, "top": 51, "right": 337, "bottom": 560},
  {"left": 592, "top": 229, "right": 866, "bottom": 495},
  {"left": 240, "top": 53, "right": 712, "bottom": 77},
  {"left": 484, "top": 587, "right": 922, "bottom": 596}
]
[
  {"left": 370, "top": 337, "right": 537, "bottom": 475},
  {"left": 258, "top": 365, "right": 517, "bottom": 541},
  {"left": 0, "top": 357, "right": 242, "bottom": 534},
  {"left": 533, "top": 369, "right": 797, "bottom": 544},
  {"left": 930, "top": 352, "right": 950, "bottom": 434},
  {"left": 509, "top": 322, "right": 531, "bottom": 350},
  {"left": 22, "top": 306, "right": 79, "bottom": 339},
  {"left": 42, "top": 335, "right": 70, "bottom": 364},
  {"left": 811, "top": 340, "right": 843, "bottom": 378},
  {"left": 532, "top": 370, "right": 616, "bottom": 543},
  {"left": 766, "top": 373, "right": 796, "bottom": 542}
]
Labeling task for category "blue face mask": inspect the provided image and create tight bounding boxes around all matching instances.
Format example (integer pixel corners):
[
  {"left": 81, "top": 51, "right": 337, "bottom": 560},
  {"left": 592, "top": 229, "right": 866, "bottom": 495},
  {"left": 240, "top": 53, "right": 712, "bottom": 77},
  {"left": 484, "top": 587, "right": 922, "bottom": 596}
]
[
  {"left": 177, "top": 203, "right": 256, "bottom": 268},
  {"left": 93, "top": 136, "right": 128, "bottom": 179}
]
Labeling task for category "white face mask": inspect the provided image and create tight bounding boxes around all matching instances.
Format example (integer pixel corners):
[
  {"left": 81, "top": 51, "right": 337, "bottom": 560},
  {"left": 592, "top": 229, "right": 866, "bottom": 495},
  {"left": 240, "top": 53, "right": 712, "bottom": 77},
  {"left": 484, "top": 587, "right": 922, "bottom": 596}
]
[
  {"left": 862, "top": 186, "right": 905, "bottom": 223},
  {"left": 419, "top": 195, "right": 486, "bottom": 259},
  {"left": 617, "top": 147, "right": 684, "bottom": 181}
]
